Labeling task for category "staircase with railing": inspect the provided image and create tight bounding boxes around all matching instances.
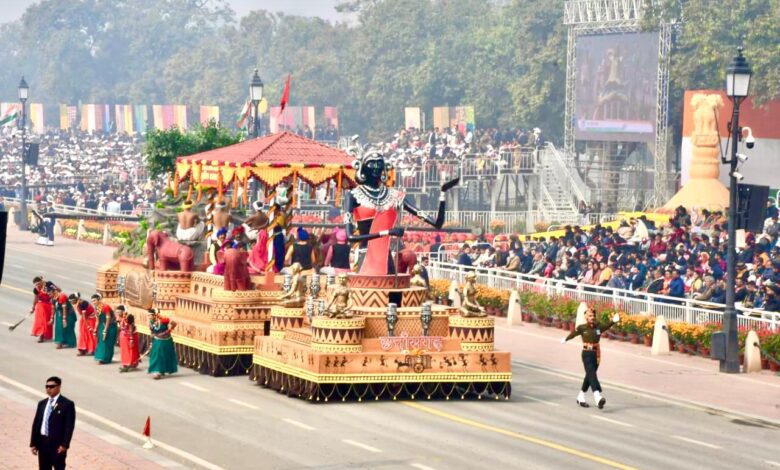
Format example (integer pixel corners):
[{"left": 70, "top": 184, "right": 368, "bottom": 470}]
[{"left": 536, "top": 143, "right": 587, "bottom": 224}]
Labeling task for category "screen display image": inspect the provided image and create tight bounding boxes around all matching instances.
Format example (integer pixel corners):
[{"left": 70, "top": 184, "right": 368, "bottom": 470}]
[{"left": 575, "top": 32, "right": 659, "bottom": 142}]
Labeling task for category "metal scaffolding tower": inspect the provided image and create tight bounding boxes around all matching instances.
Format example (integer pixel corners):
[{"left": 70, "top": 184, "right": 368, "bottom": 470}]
[{"left": 562, "top": 0, "right": 672, "bottom": 209}]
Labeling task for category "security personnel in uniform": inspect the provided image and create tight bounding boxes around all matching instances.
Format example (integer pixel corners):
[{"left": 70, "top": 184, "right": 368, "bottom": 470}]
[{"left": 561, "top": 307, "right": 620, "bottom": 409}]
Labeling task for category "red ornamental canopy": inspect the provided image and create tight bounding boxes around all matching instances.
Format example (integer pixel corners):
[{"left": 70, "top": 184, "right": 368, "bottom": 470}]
[{"left": 174, "top": 131, "right": 358, "bottom": 205}]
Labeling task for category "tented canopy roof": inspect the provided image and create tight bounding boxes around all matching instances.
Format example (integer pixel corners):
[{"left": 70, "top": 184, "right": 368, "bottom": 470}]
[{"left": 173, "top": 132, "right": 358, "bottom": 205}]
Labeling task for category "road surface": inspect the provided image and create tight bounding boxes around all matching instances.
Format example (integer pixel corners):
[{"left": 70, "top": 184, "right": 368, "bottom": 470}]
[{"left": 1, "top": 236, "right": 778, "bottom": 469}]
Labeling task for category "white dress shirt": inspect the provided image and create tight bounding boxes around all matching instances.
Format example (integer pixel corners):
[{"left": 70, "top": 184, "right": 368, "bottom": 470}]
[{"left": 41, "top": 394, "right": 60, "bottom": 436}]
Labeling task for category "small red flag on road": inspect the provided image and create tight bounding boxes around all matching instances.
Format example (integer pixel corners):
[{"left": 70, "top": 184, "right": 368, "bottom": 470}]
[
  {"left": 143, "top": 416, "right": 151, "bottom": 437},
  {"left": 279, "top": 74, "right": 291, "bottom": 114}
]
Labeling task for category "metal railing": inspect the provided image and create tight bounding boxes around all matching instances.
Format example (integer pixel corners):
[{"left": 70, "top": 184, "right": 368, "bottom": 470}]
[
  {"left": 4, "top": 197, "right": 150, "bottom": 218},
  {"left": 542, "top": 142, "right": 590, "bottom": 210},
  {"left": 429, "top": 260, "right": 780, "bottom": 331}
]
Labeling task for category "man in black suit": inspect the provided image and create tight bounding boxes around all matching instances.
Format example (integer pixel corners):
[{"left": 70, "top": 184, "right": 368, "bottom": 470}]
[{"left": 30, "top": 376, "right": 76, "bottom": 469}]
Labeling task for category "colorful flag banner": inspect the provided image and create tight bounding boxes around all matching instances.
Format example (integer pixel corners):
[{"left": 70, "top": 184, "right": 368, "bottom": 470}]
[
  {"left": 451, "top": 106, "right": 475, "bottom": 134},
  {"left": 323, "top": 106, "right": 338, "bottom": 130},
  {"left": 162, "top": 105, "right": 175, "bottom": 130},
  {"left": 152, "top": 105, "right": 164, "bottom": 130},
  {"left": 123, "top": 105, "right": 133, "bottom": 134},
  {"left": 103, "top": 104, "right": 111, "bottom": 132},
  {"left": 200, "top": 105, "right": 220, "bottom": 126},
  {"left": 59, "top": 104, "right": 69, "bottom": 130},
  {"left": 28, "top": 103, "right": 44, "bottom": 134},
  {"left": 115, "top": 104, "right": 125, "bottom": 133},
  {"left": 269, "top": 105, "right": 315, "bottom": 133},
  {"left": 134, "top": 105, "right": 147, "bottom": 133},
  {"left": 432, "top": 107, "right": 450, "bottom": 131},
  {"left": 174, "top": 105, "right": 187, "bottom": 129},
  {"left": 404, "top": 107, "right": 421, "bottom": 130},
  {"left": 67, "top": 106, "right": 77, "bottom": 129},
  {"left": 81, "top": 104, "right": 99, "bottom": 132},
  {"left": 431, "top": 106, "right": 475, "bottom": 133}
]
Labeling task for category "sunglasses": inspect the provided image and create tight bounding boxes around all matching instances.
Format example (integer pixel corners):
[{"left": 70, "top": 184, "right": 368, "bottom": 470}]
[{"left": 45, "top": 384, "right": 59, "bottom": 389}]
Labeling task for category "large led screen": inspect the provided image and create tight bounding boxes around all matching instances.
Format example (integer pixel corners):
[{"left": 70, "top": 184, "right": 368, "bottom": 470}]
[{"left": 574, "top": 32, "right": 659, "bottom": 142}]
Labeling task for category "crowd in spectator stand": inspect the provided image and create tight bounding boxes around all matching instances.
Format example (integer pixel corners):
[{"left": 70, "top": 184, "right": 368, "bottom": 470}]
[
  {"left": 0, "top": 127, "right": 166, "bottom": 215},
  {"left": 452, "top": 205, "right": 780, "bottom": 312}
]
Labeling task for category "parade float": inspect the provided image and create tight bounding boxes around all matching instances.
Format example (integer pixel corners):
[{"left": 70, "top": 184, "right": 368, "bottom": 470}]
[
  {"left": 94, "top": 132, "right": 512, "bottom": 399},
  {"left": 95, "top": 132, "right": 357, "bottom": 376},
  {"left": 251, "top": 149, "right": 512, "bottom": 401}
]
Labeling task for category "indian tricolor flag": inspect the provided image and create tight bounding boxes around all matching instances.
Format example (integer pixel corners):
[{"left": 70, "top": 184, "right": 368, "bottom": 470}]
[
  {"left": 236, "top": 100, "right": 251, "bottom": 129},
  {"left": 0, "top": 108, "right": 19, "bottom": 127}
]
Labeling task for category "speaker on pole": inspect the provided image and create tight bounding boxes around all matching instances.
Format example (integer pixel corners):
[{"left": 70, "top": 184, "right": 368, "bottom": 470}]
[
  {"left": 25, "top": 142, "right": 39, "bottom": 166},
  {"left": 736, "top": 183, "right": 769, "bottom": 233},
  {"left": 0, "top": 211, "right": 7, "bottom": 285}
]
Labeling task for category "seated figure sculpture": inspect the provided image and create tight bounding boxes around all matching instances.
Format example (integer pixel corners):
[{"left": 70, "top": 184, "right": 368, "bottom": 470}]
[
  {"left": 324, "top": 273, "right": 352, "bottom": 319},
  {"left": 409, "top": 263, "right": 433, "bottom": 301},
  {"left": 280, "top": 263, "right": 306, "bottom": 308},
  {"left": 459, "top": 272, "right": 486, "bottom": 318}
]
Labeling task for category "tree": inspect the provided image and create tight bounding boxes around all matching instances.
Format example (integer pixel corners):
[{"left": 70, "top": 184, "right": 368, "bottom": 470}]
[
  {"left": 643, "top": 0, "right": 780, "bottom": 105},
  {"left": 144, "top": 120, "right": 242, "bottom": 179}
]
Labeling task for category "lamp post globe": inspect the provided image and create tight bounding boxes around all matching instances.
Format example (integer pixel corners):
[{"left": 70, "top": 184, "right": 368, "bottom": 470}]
[
  {"left": 18, "top": 76, "right": 29, "bottom": 231},
  {"left": 18, "top": 76, "right": 29, "bottom": 102},
  {"left": 721, "top": 47, "right": 752, "bottom": 374},
  {"left": 249, "top": 68, "right": 264, "bottom": 138},
  {"left": 726, "top": 47, "right": 752, "bottom": 99}
]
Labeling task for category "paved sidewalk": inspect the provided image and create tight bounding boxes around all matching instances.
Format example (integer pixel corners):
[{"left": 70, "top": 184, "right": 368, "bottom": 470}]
[
  {"left": 0, "top": 385, "right": 174, "bottom": 469},
  {"left": 495, "top": 318, "right": 780, "bottom": 422}
]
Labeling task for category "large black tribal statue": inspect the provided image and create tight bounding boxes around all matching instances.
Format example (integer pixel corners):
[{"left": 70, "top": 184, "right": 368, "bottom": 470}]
[{"left": 344, "top": 151, "right": 458, "bottom": 275}]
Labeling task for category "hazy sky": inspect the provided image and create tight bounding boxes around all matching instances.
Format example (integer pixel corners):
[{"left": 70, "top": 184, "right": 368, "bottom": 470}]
[{"left": 0, "top": 0, "right": 345, "bottom": 24}]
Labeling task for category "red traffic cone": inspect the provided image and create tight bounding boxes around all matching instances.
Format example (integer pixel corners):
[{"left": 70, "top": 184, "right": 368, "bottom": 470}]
[{"left": 142, "top": 416, "right": 154, "bottom": 449}]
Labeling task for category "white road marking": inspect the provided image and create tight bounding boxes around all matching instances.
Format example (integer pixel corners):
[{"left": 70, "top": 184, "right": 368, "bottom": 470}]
[
  {"left": 342, "top": 439, "right": 382, "bottom": 453},
  {"left": 512, "top": 361, "right": 780, "bottom": 425},
  {"left": 411, "top": 464, "right": 437, "bottom": 470},
  {"left": 590, "top": 415, "right": 635, "bottom": 428},
  {"left": 157, "top": 461, "right": 183, "bottom": 468},
  {"left": 765, "top": 461, "right": 780, "bottom": 467},
  {"left": 100, "top": 433, "right": 127, "bottom": 445},
  {"left": 673, "top": 435, "right": 722, "bottom": 449},
  {"left": 0, "top": 373, "right": 224, "bottom": 470},
  {"left": 282, "top": 418, "right": 315, "bottom": 431},
  {"left": 180, "top": 382, "right": 209, "bottom": 393},
  {"left": 520, "top": 394, "right": 560, "bottom": 407},
  {"left": 227, "top": 398, "right": 259, "bottom": 410}
]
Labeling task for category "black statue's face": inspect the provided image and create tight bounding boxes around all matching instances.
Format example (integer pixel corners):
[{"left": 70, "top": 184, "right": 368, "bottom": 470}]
[{"left": 362, "top": 158, "right": 384, "bottom": 185}]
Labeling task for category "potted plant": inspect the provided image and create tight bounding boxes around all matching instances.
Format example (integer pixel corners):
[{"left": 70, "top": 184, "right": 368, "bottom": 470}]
[
  {"left": 698, "top": 324, "right": 717, "bottom": 358},
  {"left": 637, "top": 316, "right": 654, "bottom": 347},
  {"left": 623, "top": 316, "right": 640, "bottom": 344},
  {"left": 766, "top": 335, "right": 780, "bottom": 372}
]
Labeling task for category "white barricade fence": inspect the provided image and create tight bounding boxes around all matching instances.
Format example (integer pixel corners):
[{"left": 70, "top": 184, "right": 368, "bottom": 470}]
[{"left": 428, "top": 261, "right": 779, "bottom": 331}]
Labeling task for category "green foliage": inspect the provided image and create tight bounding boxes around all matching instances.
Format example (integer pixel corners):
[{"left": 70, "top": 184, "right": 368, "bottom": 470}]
[
  {"left": 143, "top": 120, "right": 242, "bottom": 178},
  {"left": 1, "top": 0, "right": 777, "bottom": 148}
]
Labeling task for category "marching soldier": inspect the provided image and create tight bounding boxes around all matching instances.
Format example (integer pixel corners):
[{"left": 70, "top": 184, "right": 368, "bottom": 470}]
[{"left": 561, "top": 306, "right": 620, "bottom": 409}]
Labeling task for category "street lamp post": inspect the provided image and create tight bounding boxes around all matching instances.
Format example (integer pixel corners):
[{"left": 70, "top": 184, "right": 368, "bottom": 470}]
[
  {"left": 249, "top": 68, "right": 264, "bottom": 138},
  {"left": 720, "top": 47, "right": 752, "bottom": 374},
  {"left": 18, "top": 77, "right": 29, "bottom": 231}
]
